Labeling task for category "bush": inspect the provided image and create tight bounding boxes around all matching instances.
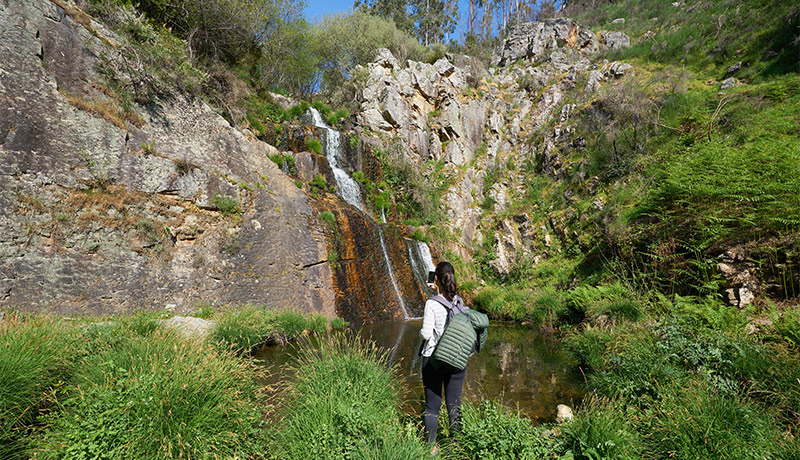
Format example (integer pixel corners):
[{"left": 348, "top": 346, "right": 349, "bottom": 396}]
[
  {"left": 0, "top": 316, "right": 74, "bottom": 459},
  {"left": 319, "top": 211, "right": 336, "bottom": 226},
  {"left": 305, "top": 138, "right": 322, "bottom": 155},
  {"left": 40, "top": 329, "right": 265, "bottom": 460},
  {"left": 271, "top": 333, "right": 424, "bottom": 460},
  {"left": 212, "top": 194, "right": 241, "bottom": 217},
  {"left": 457, "top": 400, "right": 563, "bottom": 460}
]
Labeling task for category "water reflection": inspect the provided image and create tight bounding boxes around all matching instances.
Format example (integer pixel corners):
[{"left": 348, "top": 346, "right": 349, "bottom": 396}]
[{"left": 255, "top": 321, "right": 584, "bottom": 423}]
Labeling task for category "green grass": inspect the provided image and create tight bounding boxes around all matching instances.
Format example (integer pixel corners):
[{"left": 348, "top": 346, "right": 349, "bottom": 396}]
[
  {"left": 455, "top": 400, "right": 564, "bottom": 460},
  {"left": 209, "top": 305, "right": 328, "bottom": 354},
  {"left": 0, "top": 316, "right": 75, "bottom": 459},
  {"left": 305, "top": 138, "right": 322, "bottom": 155},
  {"left": 563, "top": 397, "right": 642, "bottom": 460},
  {"left": 211, "top": 194, "right": 241, "bottom": 217},
  {"left": 270, "top": 333, "right": 428, "bottom": 460},
  {"left": 39, "top": 327, "right": 265, "bottom": 460}
]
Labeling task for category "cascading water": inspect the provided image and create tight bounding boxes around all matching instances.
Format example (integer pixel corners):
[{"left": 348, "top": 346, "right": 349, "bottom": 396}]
[
  {"left": 406, "top": 239, "right": 436, "bottom": 296},
  {"left": 309, "top": 108, "right": 364, "bottom": 211},
  {"left": 378, "top": 226, "right": 413, "bottom": 320}
]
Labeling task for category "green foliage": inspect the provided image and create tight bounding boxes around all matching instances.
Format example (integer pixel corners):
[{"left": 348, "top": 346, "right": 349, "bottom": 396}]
[
  {"left": 567, "top": 282, "right": 642, "bottom": 322},
  {"left": 409, "top": 228, "right": 430, "bottom": 243},
  {"left": 212, "top": 194, "right": 241, "bottom": 217},
  {"left": 208, "top": 305, "right": 278, "bottom": 353},
  {"left": 309, "top": 174, "right": 328, "bottom": 191},
  {"left": 269, "top": 152, "right": 297, "bottom": 175},
  {"left": 774, "top": 307, "right": 800, "bottom": 347},
  {"left": 0, "top": 316, "right": 74, "bottom": 459},
  {"left": 319, "top": 211, "right": 336, "bottom": 226},
  {"left": 305, "top": 138, "right": 322, "bottom": 155},
  {"left": 578, "top": 0, "right": 800, "bottom": 79},
  {"left": 40, "top": 328, "right": 264, "bottom": 460},
  {"left": 473, "top": 284, "right": 568, "bottom": 327},
  {"left": 209, "top": 306, "right": 323, "bottom": 354},
  {"left": 330, "top": 317, "right": 349, "bottom": 329},
  {"left": 308, "top": 10, "right": 427, "bottom": 96},
  {"left": 271, "top": 333, "right": 426, "bottom": 460},
  {"left": 646, "top": 380, "right": 781, "bottom": 460},
  {"left": 456, "top": 400, "right": 564, "bottom": 460},
  {"left": 563, "top": 397, "right": 642, "bottom": 460}
]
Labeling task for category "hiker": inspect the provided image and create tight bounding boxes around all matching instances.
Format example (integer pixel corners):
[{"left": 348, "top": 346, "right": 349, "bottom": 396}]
[{"left": 419, "top": 261, "right": 484, "bottom": 451}]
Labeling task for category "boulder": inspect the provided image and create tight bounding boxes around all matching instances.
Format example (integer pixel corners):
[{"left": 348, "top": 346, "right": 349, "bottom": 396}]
[
  {"left": 556, "top": 404, "right": 574, "bottom": 423},
  {"left": 374, "top": 47, "right": 401, "bottom": 70},
  {"left": 721, "top": 77, "right": 738, "bottom": 90},
  {"left": 600, "top": 31, "right": 631, "bottom": 50},
  {"left": 164, "top": 316, "right": 214, "bottom": 340}
]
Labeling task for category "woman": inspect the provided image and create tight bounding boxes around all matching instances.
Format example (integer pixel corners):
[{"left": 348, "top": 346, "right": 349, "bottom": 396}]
[{"left": 419, "top": 261, "right": 467, "bottom": 450}]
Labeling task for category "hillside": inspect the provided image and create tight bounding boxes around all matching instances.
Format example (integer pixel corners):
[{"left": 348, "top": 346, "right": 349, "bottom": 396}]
[{"left": 2, "top": 0, "right": 800, "bottom": 457}]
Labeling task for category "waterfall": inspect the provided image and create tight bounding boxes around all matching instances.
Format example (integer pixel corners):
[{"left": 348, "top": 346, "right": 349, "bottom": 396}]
[
  {"left": 309, "top": 108, "right": 364, "bottom": 211},
  {"left": 378, "top": 226, "right": 411, "bottom": 320},
  {"left": 406, "top": 239, "right": 436, "bottom": 293}
]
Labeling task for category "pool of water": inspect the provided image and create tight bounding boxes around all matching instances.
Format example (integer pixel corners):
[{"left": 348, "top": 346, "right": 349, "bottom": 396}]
[{"left": 255, "top": 320, "right": 585, "bottom": 423}]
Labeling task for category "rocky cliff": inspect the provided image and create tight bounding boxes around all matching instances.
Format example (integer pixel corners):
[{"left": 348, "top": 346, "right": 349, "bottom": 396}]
[
  {"left": 353, "top": 18, "right": 633, "bottom": 276},
  {"left": 0, "top": 0, "right": 338, "bottom": 316}
]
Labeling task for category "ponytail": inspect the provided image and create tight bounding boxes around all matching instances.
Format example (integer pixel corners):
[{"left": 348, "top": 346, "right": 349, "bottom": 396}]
[{"left": 435, "top": 261, "right": 458, "bottom": 301}]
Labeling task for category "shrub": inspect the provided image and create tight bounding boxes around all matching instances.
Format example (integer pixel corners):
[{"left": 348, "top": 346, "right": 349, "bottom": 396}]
[
  {"left": 457, "top": 400, "right": 563, "bottom": 459},
  {"left": 0, "top": 316, "right": 74, "bottom": 459},
  {"left": 40, "top": 330, "right": 265, "bottom": 460},
  {"left": 212, "top": 194, "right": 241, "bottom": 217},
  {"left": 319, "top": 211, "right": 336, "bottom": 226},
  {"left": 409, "top": 228, "right": 430, "bottom": 243},
  {"left": 564, "top": 325, "right": 620, "bottom": 370},
  {"left": 305, "top": 138, "right": 322, "bottom": 155},
  {"left": 567, "top": 282, "right": 641, "bottom": 322},
  {"left": 773, "top": 307, "right": 800, "bottom": 347},
  {"left": 309, "top": 174, "right": 327, "bottom": 190},
  {"left": 271, "top": 333, "right": 424, "bottom": 460}
]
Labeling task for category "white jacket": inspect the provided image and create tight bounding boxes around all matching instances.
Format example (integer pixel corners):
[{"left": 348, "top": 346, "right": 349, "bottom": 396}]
[{"left": 419, "top": 298, "right": 448, "bottom": 357}]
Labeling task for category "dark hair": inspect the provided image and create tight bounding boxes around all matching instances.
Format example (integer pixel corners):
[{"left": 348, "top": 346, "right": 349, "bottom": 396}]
[{"left": 435, "top": 261, "right": 457, "bottom": 301}]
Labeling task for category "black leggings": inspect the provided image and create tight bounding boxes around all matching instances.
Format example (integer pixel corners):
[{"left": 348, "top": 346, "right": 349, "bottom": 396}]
[{"left": 422, "top": 357, "right": 466, "bottom": 445}]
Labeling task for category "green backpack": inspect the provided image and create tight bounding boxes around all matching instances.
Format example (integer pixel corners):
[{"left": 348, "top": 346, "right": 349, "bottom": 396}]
[{"left": 430, "top": 295, "right": 489, "bottom": 372}]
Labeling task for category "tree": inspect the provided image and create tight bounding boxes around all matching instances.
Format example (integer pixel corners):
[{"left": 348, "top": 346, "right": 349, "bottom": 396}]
[
  {"left": 309, "top": 10, "right": 426, "bottom": 94},
  {"left": 353, "top": 0, "right": 459, "bottom": 45}
]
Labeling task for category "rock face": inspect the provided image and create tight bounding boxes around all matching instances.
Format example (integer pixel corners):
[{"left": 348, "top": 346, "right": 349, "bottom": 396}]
[
  {"left": 353, "top": 20, "right": 632, "bottom": 265},
  {"left": 490, "top": 19, "right": 601, "bottom": 67},
  {"left": 0, "top": 0, "right": 335, "bottom": 317}
]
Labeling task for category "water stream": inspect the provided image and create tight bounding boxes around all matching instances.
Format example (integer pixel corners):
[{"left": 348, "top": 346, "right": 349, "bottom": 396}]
[
  {"left": 406, "top": 239, "right": 436, "bottom": 295},
  {"left": 256, "top": 321, "right": 585, "bottom": 423},
  {"left": 378, "top": 226, "right": 413, "bottom": 320},
  {"left": 309, "top": 108, "right": 364, "bottom": 211}
]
